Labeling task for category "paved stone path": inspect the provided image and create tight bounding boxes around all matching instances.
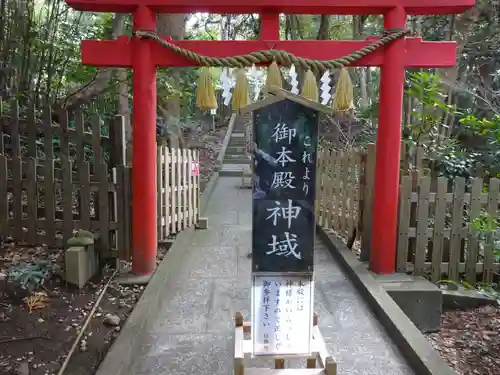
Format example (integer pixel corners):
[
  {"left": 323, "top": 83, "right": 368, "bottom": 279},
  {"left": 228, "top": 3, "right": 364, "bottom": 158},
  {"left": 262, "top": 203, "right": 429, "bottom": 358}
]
[{"left": 96, "top": 177, "right": 414, "bottom": 375}]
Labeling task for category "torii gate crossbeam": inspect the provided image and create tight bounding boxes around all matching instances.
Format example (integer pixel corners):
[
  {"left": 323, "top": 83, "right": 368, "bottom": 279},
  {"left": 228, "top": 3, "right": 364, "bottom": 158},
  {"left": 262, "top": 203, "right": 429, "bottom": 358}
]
[{"left": 65, "top": 0, "right": 474, "bottom": 277}]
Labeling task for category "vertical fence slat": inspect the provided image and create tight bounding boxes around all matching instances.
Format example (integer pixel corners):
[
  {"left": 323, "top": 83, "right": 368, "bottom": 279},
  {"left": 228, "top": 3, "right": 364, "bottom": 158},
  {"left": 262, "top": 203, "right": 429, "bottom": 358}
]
[
  {"left": 12, "top": 157, "right": 23, "bottom": 242},
  {"left": 320, "top": 150, "right": 332, "bottom": 227},
  {"left": 176, "top": 148, "right": 182, "bottom": 232},
  {"left": 195, "top": 150, "right": 200, "bottom": 222},
  {"left": 43, "top": 108, "right": 54, "bottom": 161},
  {"left": 79, "top": 162, "right": 91, "bottom": 230},
  {"left": 26, "top": 158, "right": 37, "bottom": 244},
  {"left": 92, "top": 114, "right": 102, "bottom": 174},
  {"left": 62, "top": 155, "right": 73, "bottom": 245},
  {"left": 448, "top": 177, "right": 465, "bottom": 282},
  {"left": 59, "top": 110, "right": 70, "bottom": 162},
  {"left": 347, "top": 153, "right": 357, "bottom": 236},
  {"left": 396, "top": 176, "right": 412, "bottom": 272},
  {"left": 44, "top": 159, "right": 55, "bottom": 246},
  {"left": 414, "top": 176, "right": 430, "bottom": 276},
  {"left": 0, "top": 99, "right": 5, "bottom": 154},
  {"left": 341, "top": 151, "right": 349, "bottom": 233},
  {"left": 10, "top": 100, "right": 21, "bottom": 158},
  {"left": 430, "top": 177, "right": 447, "bottom": 283},
  {"left": 0, "top": 155, "right": 7, "bottom": 237},
  {"left": 360, "top": 144, "right": 376, "bottom": 261},
  {"left": 157, "top": 147, "right": 164, "bottom": 241},
  {"left": 333, "top": 151, "right": 342, "bottom": 231},
  {"left": 315, "top": 150, "right": 324, "bottom": 225},
  {"left": 182, "top": 148, "right": 188, "bottom": 230},
  {"left": 123, "top": 166, "right": 132, "bottom": 258},
  {"left": 483, "top": 178, "right": 500, "bottom": 284},
  {"left": 43, "top": 107, "right": 55, "bottom": 246},
  {"left": 98, "top": 162, "right": 110, "bottom": 253},
  {"left": 335, "top": 151, "right": 342, "bottom": 231},
  {"left": 170, "top": 148, "right": 177, "bottom": 234},
  {"left": 116, "top": 164, "right": 127, "bottom": 259},
  {"left": 187, "top": 149, "right": 194, "bottom": 227},
  {"left": 328, "top": 151, "right": 338, "bottom": 230},
  {"left": 111, "top": 115, "right": 126, "bottom": 167},
  {"left": 27, "top": 104, "right": 37, "bottom": 158},
  {"left": 75, "top": 110, "right": 85, "bottom": 170},
  {"left": 164, "top": 148, "right": 171, "bottom": 237},
  {"left": 466, "top": 178, "right": 483, "bottom": 284}
]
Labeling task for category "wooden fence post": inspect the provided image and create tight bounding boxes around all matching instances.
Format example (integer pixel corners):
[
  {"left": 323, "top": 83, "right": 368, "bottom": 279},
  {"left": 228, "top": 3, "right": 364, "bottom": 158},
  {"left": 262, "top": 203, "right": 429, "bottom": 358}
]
[{"left": 360, "top": 143, "right": 376, "bottom": 262}]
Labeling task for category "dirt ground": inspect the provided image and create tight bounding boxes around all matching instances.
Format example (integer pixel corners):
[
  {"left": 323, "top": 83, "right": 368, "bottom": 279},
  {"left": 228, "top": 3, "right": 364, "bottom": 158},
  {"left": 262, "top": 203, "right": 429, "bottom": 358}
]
[
  {"left": 426, "top": 305, "right": 500, "bottom": 375},
  {"left": 0, "top": 123, "right": 227, "bottom": 375}
]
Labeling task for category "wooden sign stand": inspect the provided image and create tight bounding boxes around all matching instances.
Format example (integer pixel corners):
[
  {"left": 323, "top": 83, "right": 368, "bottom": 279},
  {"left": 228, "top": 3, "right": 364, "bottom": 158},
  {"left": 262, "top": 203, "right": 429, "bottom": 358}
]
[{"left": 234, "top": 312, "right": 337, "bottom": 375}]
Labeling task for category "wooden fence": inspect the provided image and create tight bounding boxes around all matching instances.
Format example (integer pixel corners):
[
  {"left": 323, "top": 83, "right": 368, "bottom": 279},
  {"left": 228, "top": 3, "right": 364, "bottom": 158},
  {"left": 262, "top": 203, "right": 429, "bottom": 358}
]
[
  {"left": 398, "top": 175, "right": 500, "bottom": 284},
  {"left": 315, "top": 147, "right": 366, "bottom": 239},
  {"left": 0, "top": 100, "right": 201, "bottom": 260},
  {"left": 156, "top": 146, "right": 200, "bottom": 242},
  {"left": 316, "top": 144, "right": 500, "bottom": 283},
  {"left": 0, "top": 100, "right": 129, "bottom": 258}
]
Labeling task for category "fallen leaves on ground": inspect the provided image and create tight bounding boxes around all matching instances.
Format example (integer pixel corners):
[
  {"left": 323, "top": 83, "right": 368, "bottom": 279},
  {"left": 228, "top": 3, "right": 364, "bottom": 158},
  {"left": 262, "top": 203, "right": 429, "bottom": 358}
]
[
  {"left": 425, "top": 305, "right": 500, "bottom": 375},
  {"left": 23, "top": 292, "right": 48, "bottom": 314}
]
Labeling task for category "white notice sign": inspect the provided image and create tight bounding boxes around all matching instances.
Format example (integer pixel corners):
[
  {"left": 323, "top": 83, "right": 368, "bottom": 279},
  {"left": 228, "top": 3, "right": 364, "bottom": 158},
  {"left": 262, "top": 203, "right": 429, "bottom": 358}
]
[{"left": 251, "top": 274, "right": 314, "bottom": 356}]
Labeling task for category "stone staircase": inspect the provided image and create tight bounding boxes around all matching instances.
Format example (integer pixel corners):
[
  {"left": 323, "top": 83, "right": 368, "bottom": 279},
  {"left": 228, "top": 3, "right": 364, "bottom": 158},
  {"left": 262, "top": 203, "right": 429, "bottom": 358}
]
[{"left": 219, "top": 113, "right": 252, "bottom": 177}]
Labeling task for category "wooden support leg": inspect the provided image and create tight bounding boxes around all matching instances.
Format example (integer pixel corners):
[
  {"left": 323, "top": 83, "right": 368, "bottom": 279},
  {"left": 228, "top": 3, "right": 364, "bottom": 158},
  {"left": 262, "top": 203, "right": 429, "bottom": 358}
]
[
  {"left": 307, "top": 312, "right": 318, "bottom": 368},
  {"left": 233, "top": 312, "right": 337, "bottom": 375},
  {"left": 325, "top": 357, "right": 337, "bottom": 375},
  {"left": 235, "top": 312, "right": 245, "bottom": 375},
  {"left": 274, "top": 359, "right": 285, "bottom": 369}
]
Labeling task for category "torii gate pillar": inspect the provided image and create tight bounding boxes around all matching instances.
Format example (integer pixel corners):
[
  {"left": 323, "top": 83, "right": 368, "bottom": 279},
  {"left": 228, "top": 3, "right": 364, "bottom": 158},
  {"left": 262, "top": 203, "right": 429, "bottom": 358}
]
[
  {"left": 370, "top": 6, "right": 406, "bottom": 274},
  {"left": 130, "top": 6, "right": 158, "bottom": 275}
]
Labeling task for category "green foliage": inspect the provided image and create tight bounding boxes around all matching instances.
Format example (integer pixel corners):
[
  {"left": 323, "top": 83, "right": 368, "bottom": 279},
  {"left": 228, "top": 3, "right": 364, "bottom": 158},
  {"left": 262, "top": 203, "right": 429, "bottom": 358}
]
[
  {"left": 459, "top": 115, "right": 500, "bottom": 177},
  {"left": 471, "top": 212, "right": 500, "bottom": 266},
  {"left": 405, "top": 72, "right": 453, "bottom": 143},
  {"left": 437, "top": 279, "right": 460, "bottom": 291},
  {"left": 7, "top": 261, "right": 56, "bottom": 291},
  {"left": 432, "top": 138, "right": 478, "bottom": 179}
]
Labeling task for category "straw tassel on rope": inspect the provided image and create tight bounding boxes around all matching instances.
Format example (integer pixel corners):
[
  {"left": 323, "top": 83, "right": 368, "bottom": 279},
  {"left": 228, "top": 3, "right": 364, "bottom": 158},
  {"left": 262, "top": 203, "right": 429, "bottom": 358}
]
[
  {"left": 231, "top": 69, "right": 250, "bottom": 110},
  {"left": 196, "top": 67, "right": 218, "bottom": 110},
  {"left": 301, "top": 69, "right": 319, "bottom": 102},
  {"left": 332, "top": 68, "right": 354, "bottom": 111},
  {"left": 265, "top": 61, "right": 283, "bottom": 94}
]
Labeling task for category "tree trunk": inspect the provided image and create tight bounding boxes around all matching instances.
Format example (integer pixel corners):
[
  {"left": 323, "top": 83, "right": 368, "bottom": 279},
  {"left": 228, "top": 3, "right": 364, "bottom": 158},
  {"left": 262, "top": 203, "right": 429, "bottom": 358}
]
[
  {"left": 157, "top": 14, "right": 186, "bottom": 149},
  {"left": 58, "top": 14, "right": 126, "bottom": 110},
  {"left": 116, "top": 68, "right": 132, "bottom": 163},
  {"left": 353, "top": 16, "right": 368, "bottom": 108}
]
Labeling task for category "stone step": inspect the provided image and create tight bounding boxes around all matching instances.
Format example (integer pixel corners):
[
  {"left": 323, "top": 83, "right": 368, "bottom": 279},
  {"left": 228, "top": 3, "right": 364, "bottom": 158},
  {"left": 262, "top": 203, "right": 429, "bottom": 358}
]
[
  {"left": 219, "top": 164, "right": 250, "bottom": 177},
  {"left": 225, "top": 155, "right": 248, "bottom": 161},
  {"left": 228, "top": 140, "right": 246, "bottom": 147},
  {"left": 223, "top": 158, "right": 250, "bottom": 164},
  {"left": 227, "top": 146, "right": 246, "bottom": 154}
]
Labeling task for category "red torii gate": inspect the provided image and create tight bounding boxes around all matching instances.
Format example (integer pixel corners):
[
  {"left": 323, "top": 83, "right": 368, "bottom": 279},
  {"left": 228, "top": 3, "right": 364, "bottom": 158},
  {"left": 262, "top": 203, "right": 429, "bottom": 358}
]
[{"left": 66, "top": 0, "right": 473, "bottom": 277}]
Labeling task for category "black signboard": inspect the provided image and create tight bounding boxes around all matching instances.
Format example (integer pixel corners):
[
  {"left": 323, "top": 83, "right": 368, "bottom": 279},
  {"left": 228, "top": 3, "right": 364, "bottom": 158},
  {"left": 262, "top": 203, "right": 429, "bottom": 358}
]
[{"left": 251, "top": 98, "right": 319, "bottom": 273}]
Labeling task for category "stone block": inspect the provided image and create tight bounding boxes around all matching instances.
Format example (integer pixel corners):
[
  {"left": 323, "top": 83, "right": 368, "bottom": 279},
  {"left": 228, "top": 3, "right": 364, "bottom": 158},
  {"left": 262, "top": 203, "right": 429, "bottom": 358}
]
[
  {"left": 158, "top": 238, "right": 175, "bottom": 250},
  {"left": 65, "top": 245, "right": 99, "bottom": 289},
  {"left": 442, "top": 287, "right": 496, "bottom": 310},
  {"left": 196, "top": 217, "right": 209, "bottom": 230},
  {"left": 240, "top": 167, "right": 253, "bottom": 187},
  {"left": 378, "top": 274, "right": 442, "bottom": 333}
]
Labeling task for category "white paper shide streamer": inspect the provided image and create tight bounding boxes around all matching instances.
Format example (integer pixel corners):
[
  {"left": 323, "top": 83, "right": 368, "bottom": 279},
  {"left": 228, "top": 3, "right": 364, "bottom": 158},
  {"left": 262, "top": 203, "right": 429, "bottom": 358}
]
[
  {"left": 249, "top": 64, "right": 264, "bottom": 101},
  {"left": 320, "top": 70, "right": 332, "bottom": 105},
  {"left": 289, "top": 65, "right": 299, "bottom": 95},
  {"left": 220, "top": 68, "right": 234, "bottom": 106}
]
